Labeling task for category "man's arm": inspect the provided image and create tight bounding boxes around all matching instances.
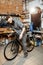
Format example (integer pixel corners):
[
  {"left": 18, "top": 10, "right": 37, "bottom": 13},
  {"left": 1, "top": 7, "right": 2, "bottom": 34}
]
[{"left": 19, "top": 27, "right": 26, "bottom": 40}]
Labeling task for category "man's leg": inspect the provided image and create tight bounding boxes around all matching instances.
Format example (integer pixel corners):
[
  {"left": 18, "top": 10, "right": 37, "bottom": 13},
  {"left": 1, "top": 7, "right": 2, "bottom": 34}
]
[
  {"left": 22, "top": 33, "right": 28, "bottom": 57},
  {"left": 16, "top": 30, "right": 28, "bottom": 57}
]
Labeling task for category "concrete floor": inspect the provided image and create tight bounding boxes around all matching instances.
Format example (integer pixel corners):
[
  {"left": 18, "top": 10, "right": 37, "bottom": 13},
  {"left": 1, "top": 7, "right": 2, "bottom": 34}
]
[{"left": 0, "top": 45, "right": 43, "bottom": 65}]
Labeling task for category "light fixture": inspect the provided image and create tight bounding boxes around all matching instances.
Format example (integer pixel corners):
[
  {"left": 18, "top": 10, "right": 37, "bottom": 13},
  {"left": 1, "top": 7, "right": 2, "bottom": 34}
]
[{"left": 29, "top": 7, "right": 38, "bottom": 14}]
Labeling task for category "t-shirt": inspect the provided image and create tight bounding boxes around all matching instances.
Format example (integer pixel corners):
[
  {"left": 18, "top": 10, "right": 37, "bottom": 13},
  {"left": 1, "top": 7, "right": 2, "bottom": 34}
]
[{"left": 13, "top": 17, "right": 24, "bottom": 30}]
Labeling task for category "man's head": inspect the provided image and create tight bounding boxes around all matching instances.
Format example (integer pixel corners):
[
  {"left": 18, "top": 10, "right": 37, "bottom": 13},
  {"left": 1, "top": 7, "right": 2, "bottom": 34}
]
[
  {"left": 6, "top": 16, "right": 13, "bottom": 23},
  {"left": 8, "top": 16, "right": 13, "bottom": 23}
]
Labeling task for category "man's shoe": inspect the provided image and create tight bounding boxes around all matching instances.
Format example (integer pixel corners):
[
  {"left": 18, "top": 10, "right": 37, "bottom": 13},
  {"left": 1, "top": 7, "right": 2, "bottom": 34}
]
[{"left": 24, "top": 52, "right": 28, "bottom": 58}]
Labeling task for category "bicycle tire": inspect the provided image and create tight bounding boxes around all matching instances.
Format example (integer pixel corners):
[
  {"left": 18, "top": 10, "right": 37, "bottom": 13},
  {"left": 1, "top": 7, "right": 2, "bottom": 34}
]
[
  {"left": 27, "top": 40, "right": 34, "bottom": 52},
  {"left": 4, "top": 40, "right": 19, "bottom": 61}
]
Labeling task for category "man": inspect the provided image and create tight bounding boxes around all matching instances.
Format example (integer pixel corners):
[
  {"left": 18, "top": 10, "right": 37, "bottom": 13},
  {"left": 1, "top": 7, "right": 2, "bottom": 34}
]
[
  {"left": 7, "top": 16, "right": 28, "bottom": 57},
  {"left": 30, "top": 22, "right": 42, "bottom": 46}
]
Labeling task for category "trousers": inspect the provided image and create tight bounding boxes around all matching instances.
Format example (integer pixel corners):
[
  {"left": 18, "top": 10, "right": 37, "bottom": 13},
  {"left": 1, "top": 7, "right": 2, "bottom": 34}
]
[{"left": 16, "top": 30, "right": 27, "bottom": 53}]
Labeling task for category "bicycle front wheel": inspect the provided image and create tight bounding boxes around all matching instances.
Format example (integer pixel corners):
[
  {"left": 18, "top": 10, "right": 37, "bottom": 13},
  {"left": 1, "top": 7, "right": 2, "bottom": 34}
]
[{"left": 4, "top": 40, "right": 19, "bottom": 61}]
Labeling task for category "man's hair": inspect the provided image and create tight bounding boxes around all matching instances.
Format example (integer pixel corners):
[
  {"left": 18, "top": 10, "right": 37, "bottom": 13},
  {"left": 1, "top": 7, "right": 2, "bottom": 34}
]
[{"left": 5, "top": 16, "right": 10, "bottom": 20}]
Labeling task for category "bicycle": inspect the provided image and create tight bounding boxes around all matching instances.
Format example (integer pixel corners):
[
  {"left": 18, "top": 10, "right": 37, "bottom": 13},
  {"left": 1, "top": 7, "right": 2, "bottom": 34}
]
[{"left": 4, "top": 28, "right": 34, "bottom": 61}]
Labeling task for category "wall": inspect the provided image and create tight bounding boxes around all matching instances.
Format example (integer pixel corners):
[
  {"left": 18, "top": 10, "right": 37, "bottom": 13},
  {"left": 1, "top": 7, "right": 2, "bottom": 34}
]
[{"left": 0, "top": 0, "right": 23, "bottom": 14}]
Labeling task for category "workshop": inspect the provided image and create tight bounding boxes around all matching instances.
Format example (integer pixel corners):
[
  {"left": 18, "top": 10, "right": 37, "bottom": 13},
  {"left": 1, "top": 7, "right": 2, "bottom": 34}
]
[{"left": 0, "top": 0, "right": 43, "bottom": 65}]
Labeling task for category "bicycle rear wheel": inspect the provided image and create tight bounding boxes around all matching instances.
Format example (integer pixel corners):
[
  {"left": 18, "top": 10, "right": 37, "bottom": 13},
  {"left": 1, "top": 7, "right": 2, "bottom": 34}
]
[
  {"left": 27, "top": 40, "right": 34, "bottom": 52},
  {"left": 4, "top": 40, "right": 19, "bottom": 61}
]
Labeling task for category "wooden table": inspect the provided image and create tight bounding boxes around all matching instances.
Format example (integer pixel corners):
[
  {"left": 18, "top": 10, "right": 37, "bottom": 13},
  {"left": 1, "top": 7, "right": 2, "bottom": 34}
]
[
  {"left": 0, "top": 28, "right": 15, "bottom": 45},
  {"left": 0, "top": 28, "right": 15, "bottom": 34},
  {"left": 33, "top": 30, "right": 43, "bottom": 39},
  {"left": 33, "top": 30, "right": 43, "bottom": 34}
]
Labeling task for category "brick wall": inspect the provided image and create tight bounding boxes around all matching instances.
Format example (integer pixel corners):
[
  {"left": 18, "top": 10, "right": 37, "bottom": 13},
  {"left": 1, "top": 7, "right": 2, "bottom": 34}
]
[{"left": 0, "top": 0, "right": 23, "bottom": 14}]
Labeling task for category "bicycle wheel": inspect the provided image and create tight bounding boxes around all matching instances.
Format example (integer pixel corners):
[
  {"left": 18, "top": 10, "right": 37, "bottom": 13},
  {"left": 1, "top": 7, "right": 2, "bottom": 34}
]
[
  {"left": 27, "top": 40, "right": 34, "bottom": 52},
  {"left": 4, "top": 40, "right": 19, "bottom": 61}
]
